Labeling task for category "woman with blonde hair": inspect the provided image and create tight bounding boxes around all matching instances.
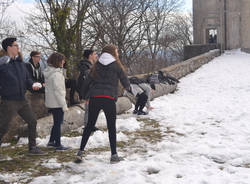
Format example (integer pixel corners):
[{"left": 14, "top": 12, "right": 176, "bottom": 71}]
[{"left": 76, "top": 44, "right": 130, "bottom": 163}]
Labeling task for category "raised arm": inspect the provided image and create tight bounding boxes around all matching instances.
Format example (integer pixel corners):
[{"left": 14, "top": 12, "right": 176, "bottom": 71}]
[{"left": 117, "top": 66, "right": 130, "bottom": 91}]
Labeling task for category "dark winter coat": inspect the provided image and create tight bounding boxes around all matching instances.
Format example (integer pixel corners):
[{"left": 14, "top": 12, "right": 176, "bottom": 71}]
[
  {"left": 158, "top": 71, "right": 179, "bottom": 85},
  {"left": 76, "top": 59, "right": 92, "bottom": 97},
  {"left": 25, "top": 59, "right": 45, "bottom": 93},
  {"left": 129, "top": 77, "right": 147, "bottom": 85},
  {"left": 129, "top": 76, "right": 156, "bottom": 90},
  {"left": 0, "top": 56, "right": 34, "bottom": 100},
  {"left": 80, "top": 53, "right": 130, "bottom": 101}
]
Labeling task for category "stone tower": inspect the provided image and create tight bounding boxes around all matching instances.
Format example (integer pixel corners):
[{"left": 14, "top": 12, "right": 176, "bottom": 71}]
[{"left": 193, "top": 0, "right": 250, "bottom": 53}]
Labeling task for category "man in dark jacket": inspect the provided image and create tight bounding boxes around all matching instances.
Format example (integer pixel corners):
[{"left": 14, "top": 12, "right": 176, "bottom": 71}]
[
  {"left": 77, "top": 49, "right": 99, "bottom": 131},
  {"left": 0, "top": 37, "right": 46, "bottom": 159},
  {"left": 77, "top": 49, "right": 97, "bottom": 97},
  {"left": 25, "top": 51, "right": 45, "bottom": 93}
]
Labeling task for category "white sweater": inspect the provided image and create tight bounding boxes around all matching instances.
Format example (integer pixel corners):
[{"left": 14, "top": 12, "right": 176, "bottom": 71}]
[{"left": 43, "top": 66, "right": 68, "bottom": 111}]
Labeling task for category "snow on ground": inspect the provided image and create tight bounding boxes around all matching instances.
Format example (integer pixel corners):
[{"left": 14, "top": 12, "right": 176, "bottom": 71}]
[
  {"left": 1, "top": 50, "right": 250, "bottom": 183},
  {"left": 17, "top": 115, "right": 142, "bottom": 150}
]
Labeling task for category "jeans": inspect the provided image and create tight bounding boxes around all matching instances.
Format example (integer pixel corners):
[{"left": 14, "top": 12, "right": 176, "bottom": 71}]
[{"left": 48, "top": 108, "right": 64, "bottom": 147}]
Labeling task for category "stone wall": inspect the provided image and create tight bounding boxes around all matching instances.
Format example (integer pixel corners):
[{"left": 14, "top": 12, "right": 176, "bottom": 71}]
[
  {"left": 183, "top": 44, "right": 220, "bottom": 60},
  {"left": 1, "top": 49, "right": 221, "bottom": 140}
]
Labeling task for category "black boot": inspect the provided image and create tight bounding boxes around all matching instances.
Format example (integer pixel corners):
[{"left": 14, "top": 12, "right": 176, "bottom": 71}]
[{"left": 137, "top": 110, "right": 148, "bottom": 115}]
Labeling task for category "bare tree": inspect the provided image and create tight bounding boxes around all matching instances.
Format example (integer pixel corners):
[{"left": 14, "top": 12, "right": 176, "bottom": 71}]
[
  {"left": 0, "top": 0, "right": 15, "bottom": 14},
  {"left": 144, "top": 0, "right": 183, "bottom": 60},
  {"left": 167, "top": 13, "right": 193, "bottom": 60},
  {"left": 26, "top": 0, "right": 93, "bottom": 77},
  {"left": 22, "top": 0, "right": 192, "bottom": 76},
  {"left": 0, "top": 0, "right": 17, "bottom": 40},
  {"left": 86, "top": 0, "right": 152, "bottom": 71}
]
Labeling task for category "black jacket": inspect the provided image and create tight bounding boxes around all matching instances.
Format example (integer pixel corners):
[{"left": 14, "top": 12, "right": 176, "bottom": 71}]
[
  {"left": 77, "top": 59, "right": 92, "bottom": 96},
  {"left": 0, "top": 56, "right": 34, "bottom": 100},
  {"left": 158, "top": 71, "right": 179, "bottom": 85},
  {"left": 25, "top": 59, "right": 45, "bottom": 93},
  {"left": 80, "top": 61, "right": 130, "bottom": 101},
  {"left": 129, "top": 76, "right": 156, "bottom": 90}
]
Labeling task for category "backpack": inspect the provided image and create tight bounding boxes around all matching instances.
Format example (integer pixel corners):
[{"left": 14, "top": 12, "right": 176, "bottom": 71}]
[
  {"left": 157, "top": 70, "right": 179, "bottom": 85},
  {"left": 147, "top": 74, "right": 160, "bottom": 84},
  {"left": 129, "top": 77, "right": 145, "bottom": 84},
  {"left": 76, "top": 71, "right": 87, "bottom": 97},
  {"left": 76, "top": 60, "right": 92, "bottom": 96}
]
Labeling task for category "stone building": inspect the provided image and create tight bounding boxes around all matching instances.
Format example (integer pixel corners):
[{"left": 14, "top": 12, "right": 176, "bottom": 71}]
[{"left": 193, "top": 0, "right": 250, "bottom": 53}]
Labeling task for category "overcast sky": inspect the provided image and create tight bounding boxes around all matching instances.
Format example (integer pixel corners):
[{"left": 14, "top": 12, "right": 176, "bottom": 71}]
[
  {"left": 20, "top": 0, "right": 193, "bottom": 8},
  {"left": 5, "top": 0, "right": 193, "bottom": 23},
  {"left": 186, "top": 0, "right": 193, "bottom": 11}
]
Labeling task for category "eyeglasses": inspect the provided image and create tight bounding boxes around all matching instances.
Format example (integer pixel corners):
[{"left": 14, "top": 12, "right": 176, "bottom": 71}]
[
  {"left": 33, "top": 55, "right": 41, "bottom": 58},
  {"left": 12, "top": 44, "right": 19, "bottom": 48}
]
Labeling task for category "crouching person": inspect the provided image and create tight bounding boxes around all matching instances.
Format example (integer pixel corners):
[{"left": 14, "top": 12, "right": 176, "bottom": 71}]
[
  {"left": 43, "top": 52, "right": 69, "bottom": 151},
  {"left": 0, "top": 37, "right": 46, "bottom": 158},
  {"left": 130, "top": 84, "right": 148, "bottom": 115},
  {"left": 126, "top": 76, "right": 156, "bottom": 115}
]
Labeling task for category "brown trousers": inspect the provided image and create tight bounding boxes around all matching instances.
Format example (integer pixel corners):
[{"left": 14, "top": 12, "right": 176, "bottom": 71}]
[{"left": 0, "top": 99, "right": 37, "bottom": 149}]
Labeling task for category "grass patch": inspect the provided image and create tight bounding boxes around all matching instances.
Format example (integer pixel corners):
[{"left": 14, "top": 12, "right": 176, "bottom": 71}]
[
  {"left": 243, "top": 164, "right": 250, "bottom": 168},
  {"left": 164, "top": 127, "right": 185, "bottom": 137},
  {"left": 121, "top": 118, "right": 163, "bottom": 143},
  {"left": 62, "top": 131, "right": 82, "bottom": 137},
  {"left": 134, "top": 118, "right": 162, "bottom": 143},
  {"left": 118, "top": 118, "right": 163, "bottom": 154},
  {"left": 0, "top": 146, "right": 77, "bottom": 175},
  {"left": 0, "top": 117, "right": 164, "bottom": 182}
]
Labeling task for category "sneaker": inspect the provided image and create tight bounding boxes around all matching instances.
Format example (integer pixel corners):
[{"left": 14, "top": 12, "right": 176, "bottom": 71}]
[
  {"left": 133, "top": 110, "right": 138, "bottom": 114},
  {"left": 47, "top": 142, "right": 56, "bottom": 148},
  {"left": 55, "top": 145, "right": 70, "bottom": 151},
  {"left": 28, "top": 147, "right": 47, "bottom": 155},
  {"left": 92, "top": 126, "right": 100, "bottom": 132},
  {"left": 110, "top": 154, "right": 124, "bottom": 164},
  {"left": 137, "top": 110, "right": 148, "bottom": 115},
  {"left": 74, "top": 150, "right": 83, "bottom": 163}
]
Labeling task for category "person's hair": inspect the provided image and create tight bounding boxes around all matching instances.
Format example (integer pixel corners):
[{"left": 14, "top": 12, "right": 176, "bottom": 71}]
[
  {"left": 47, "top": 52, "right": 65, "bottom": 68},
  {"left": 102, "top": 44, "right": 125, "bottom": 71},
  {"left": 0, "top": 49, "right": 7, "bottom": 57},
  {"left": 1, "top": 37, "right": 17, "bottom": 51},
  {"left": 91, "top": 44, "right": 125, "bottom": 78},
  {"left": 30, "top": 51, "right": 40, "bottom": 57},
  {"left": 18, "top": 51, "right": 24, "bottom": 61},
  {"left": 83, "top": 49, "right": 94, "bottom": 60}
]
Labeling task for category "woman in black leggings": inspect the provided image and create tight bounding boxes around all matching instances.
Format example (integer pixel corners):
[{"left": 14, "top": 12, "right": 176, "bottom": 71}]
[{"left": 76, "top": 44, "right": 130, "bottom": 164}]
